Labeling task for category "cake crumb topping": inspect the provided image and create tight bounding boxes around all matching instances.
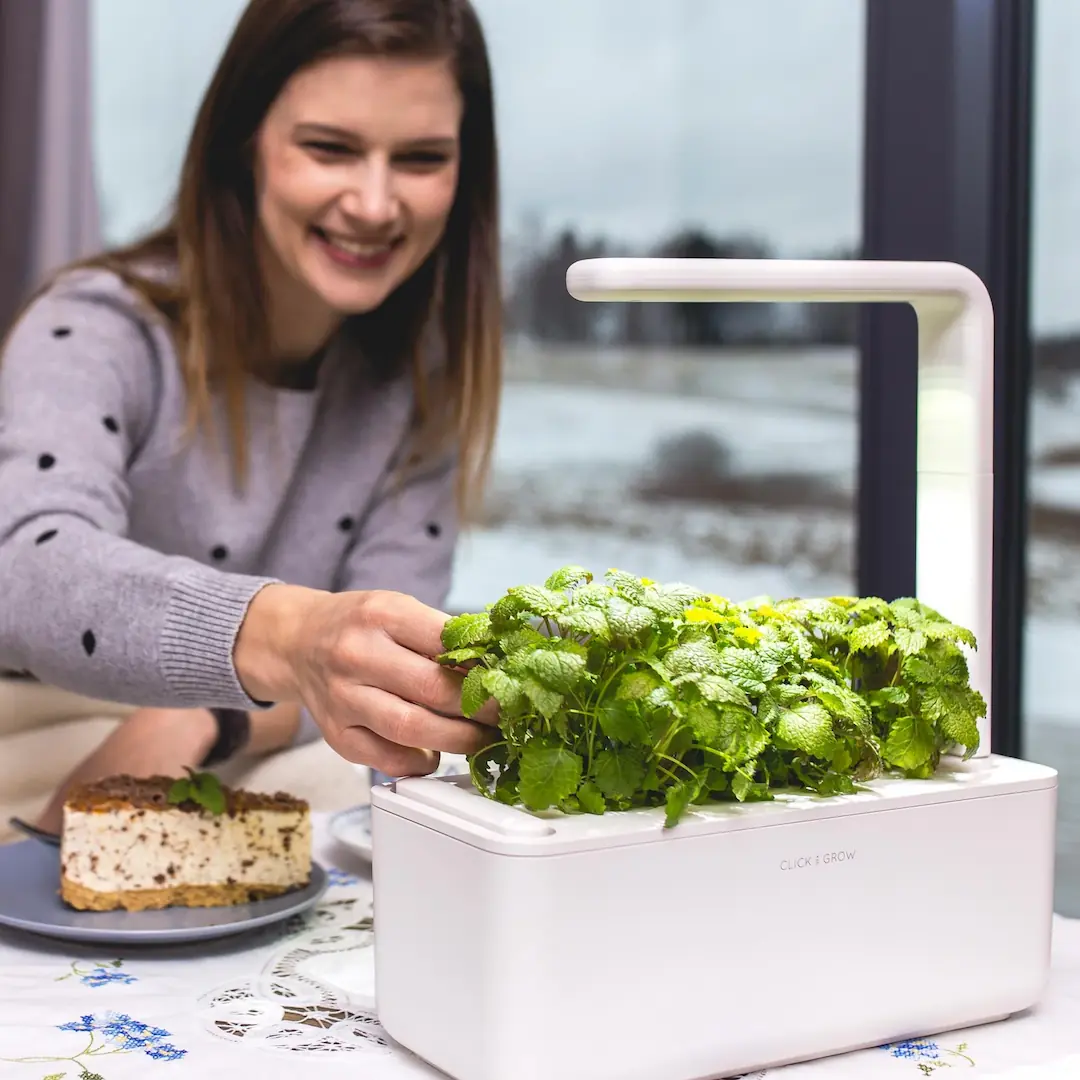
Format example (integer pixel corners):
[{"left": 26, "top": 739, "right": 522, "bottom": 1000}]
[{"left": 64, "top": 774, "right": 308, "bottom": 814}]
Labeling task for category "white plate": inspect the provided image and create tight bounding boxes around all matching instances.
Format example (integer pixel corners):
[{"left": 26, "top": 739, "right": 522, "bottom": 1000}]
[
  {"left": 329, "top": 805, "right": 374, "bottom": 861},
  {"left": 0, "top": 840, "right": 328, "bottom": 946}
]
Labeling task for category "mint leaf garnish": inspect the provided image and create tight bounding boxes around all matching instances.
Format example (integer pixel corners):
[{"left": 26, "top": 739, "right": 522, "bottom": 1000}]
[{"left": 167, "top": 768, "right": 227, "bottom": 815}]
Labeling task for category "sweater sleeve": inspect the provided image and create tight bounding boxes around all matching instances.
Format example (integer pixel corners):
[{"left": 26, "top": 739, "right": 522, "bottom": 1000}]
[
  {"left": 0, "top": 282, "right": 279, "bottom": 708},
  {"left": 336, "top": 446, "right": 460, "bottom": 611}
]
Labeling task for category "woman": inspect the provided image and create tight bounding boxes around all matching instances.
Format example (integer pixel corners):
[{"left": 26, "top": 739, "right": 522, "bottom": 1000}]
[{"left": 0, "top": 0, "right": 502, "bottom": 832}]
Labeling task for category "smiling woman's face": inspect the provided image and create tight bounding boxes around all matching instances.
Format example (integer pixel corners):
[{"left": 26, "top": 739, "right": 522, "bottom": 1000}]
[{"left": 253, "top": 53, "right": 463, "bottom": 353}]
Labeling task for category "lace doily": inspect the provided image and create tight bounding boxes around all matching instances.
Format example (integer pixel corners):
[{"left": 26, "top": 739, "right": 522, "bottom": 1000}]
[{"left": 197, "top": 888, "right": 389, "bottom": 1056}]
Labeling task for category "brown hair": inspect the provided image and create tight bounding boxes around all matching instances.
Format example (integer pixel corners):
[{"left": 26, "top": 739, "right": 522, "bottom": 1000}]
[{"left": 34, "top": 0, "right": 502, "bottom": 519}]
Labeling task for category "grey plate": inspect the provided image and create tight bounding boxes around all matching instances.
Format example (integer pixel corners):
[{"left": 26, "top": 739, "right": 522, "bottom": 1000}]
[{"left": 0, "top": 840, "right": 328, "bottom": 946}]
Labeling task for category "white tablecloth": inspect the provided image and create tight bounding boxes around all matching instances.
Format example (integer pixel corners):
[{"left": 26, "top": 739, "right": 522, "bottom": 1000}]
[{"left": 0, "top": 814, "right": 1078, "bottom": 1079}]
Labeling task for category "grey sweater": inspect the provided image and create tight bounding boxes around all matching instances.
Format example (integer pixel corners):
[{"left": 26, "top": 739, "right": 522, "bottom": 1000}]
[{"left": 0, "top": 268, "right": 458, "bottom": 713}]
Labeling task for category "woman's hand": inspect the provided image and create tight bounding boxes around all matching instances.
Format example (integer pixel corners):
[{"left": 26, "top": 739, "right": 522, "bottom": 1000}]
[{"left": 233, "top": 584, "right": 498, "bottom": 776}]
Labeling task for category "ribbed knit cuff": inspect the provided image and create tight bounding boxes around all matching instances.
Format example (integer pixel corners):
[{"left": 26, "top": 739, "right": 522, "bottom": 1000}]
[{"left": 160, "top": 569, "right": 283, "bottom": 709}]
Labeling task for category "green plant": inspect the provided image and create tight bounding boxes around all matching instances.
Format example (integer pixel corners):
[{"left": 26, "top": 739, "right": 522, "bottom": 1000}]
[
  {"left": 438, "top": 566, "right": 985, "bottom": 827},
  {"left": 167, "top": 767, "right": 226, "bottom": 815}
]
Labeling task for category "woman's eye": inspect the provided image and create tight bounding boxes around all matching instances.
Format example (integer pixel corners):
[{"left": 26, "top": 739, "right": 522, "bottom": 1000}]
[
  {"left": 304, "top": 140, "right": 352, "bottom": 157},
  {"left": 397, "top": 151, "right": 451, "bottom": 169}
]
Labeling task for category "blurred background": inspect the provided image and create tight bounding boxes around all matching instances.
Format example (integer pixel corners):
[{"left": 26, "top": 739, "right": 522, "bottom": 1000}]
[{"left": 2, "top": 0, "right": 1079, "bottom": 908}]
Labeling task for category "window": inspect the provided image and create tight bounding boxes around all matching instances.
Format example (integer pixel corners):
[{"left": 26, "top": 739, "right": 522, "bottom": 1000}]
[
  {"left": 1025, "top": 0, "right": 1080, "bottom": 916},
  {"left": 450, "top": 0, "right": 866, "bottom": 612},
  {"left": 90, "top": 0, "right": 867, "bottom": 617}
]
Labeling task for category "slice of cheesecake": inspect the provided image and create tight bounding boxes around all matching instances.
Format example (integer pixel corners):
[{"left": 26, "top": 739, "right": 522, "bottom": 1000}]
[{"left": 59, "top": 773, "right": 312, "bottom": 912}]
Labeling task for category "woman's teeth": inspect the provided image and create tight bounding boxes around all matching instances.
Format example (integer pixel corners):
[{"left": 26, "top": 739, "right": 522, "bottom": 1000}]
[{"left": 324, "top": 233, "right": 392, "bottom": 256}]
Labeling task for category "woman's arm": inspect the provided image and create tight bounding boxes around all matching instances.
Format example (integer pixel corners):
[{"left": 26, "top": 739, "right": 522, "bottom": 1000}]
[{"left": 0, "top": 279, "right": 279, "bottom": 708}]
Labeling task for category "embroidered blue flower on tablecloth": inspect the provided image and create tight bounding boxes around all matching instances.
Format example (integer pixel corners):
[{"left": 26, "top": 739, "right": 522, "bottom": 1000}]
[
  {"left": 57, "top": 959, "right": 138, "bottom": 988},
  {"left": 327, "top": 867, "right": 362, "bottom": 888},
  {"left": 880, "top": 1038, "right": 975, "bottom": 1073},
  {"left": 81, "top": 968, "right": 138, "bottom": 988},
  {"left": 885, "top": 1040, "right": 943, "bottom": 1061},
  {"left": 59, "top": 1012, "right": 186, "bottom": 1061}
]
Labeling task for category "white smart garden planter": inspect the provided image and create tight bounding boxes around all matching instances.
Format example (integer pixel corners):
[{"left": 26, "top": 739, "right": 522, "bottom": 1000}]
[{"left": 371, "top": 259, "right": 1057, "bottom": 1080}]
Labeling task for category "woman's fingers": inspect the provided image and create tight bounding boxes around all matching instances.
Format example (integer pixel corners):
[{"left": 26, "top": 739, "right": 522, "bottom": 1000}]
[
  {"left": 360, "top": 635, "right": 501, "bottom": 725},
  {"left": 336, "top": 683, "right": 496, "bottom": 756}
]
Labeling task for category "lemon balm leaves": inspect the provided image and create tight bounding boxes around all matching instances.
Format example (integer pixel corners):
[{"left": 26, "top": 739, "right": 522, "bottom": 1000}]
[{"left": 437, "top": 565, "right": 985, "bottom": 826}]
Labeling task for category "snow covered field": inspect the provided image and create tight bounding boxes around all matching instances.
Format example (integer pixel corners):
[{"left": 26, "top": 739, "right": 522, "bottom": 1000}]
[{"left": 446, "top": 344, "right": 1080, "bottom": 735}]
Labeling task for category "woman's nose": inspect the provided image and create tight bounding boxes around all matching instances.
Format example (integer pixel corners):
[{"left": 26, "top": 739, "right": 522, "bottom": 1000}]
[{"left": 341, "top": 159, "right": 399, "bottom": 228}]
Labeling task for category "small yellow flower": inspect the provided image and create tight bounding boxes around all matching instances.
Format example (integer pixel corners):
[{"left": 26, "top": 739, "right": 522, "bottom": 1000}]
[
  {"left": 685, "top": 607, "right": 723, "bottom": 624},
  {"left": 733, "top": 625, "right": 763, "bottom": 645}
]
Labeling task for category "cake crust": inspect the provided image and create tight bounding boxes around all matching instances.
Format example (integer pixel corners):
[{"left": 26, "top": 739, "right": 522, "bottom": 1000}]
[{"left": 60, "top": 874, "right": 307, "bottom": 912}]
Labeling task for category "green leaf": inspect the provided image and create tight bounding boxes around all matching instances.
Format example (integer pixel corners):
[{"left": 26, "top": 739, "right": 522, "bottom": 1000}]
[
  {"left": 883, "top": 714, "right": 937, "bottom": 771},
  {"left": 605, "top": 568, "right": 646, "bottom": 601},
  {"left": 868, "top": 686, "right": 910, "bottom": 705},
  {"left": 441, "top": 612, "right": 493, "bottom": 650},
  {"left": 439, "top": 645, "right": 490, "bottom": 665},
  {"left": 508, "top": 584, "right": 567, "bottom": 617},
  {"left": 574, "top": 582, "right": 615, "bottom": 606},
  {"left": 921, "top": 684, "right": 984, "bottom": 752},
  {"left": 731, "top": 770, "right": 756, "bottom": 801},
  {"left": 461, "top": 666, "right": 491, "bottom": 717},
  {"left": 191, "top": 770, "right": 227, "bottom": 815},
  {"left": 847, "top": 620, "right": 892, "bottom": 652},
  {"left": 775, "top": 702, "right": 837, "bottom": 759},
  {"left": 617, "top": 670, "right": 662, "bottom": 701},
  {"left": 167, "top": 778, "right": 192, "bottom": 806},
  {"left": 605, "top": 597, "right": 657, "bottom": 638},
  {"left": 521, "top": 678, "right": 564, "bottom": 720},
  {"left": 557, "top": 604, "right": 612, "bottom": 641},
  {"left": 481, "top": 668, "right": 527, "bottom": 712},
  {"left": 597, "top": 700, "right": 650, "bottom": 745},
  {"left": 593, "top": 748, "right": 647, "bottom": 799},
  {"left": 695, "top": 673, "right": 752, "bottom": 709},
  {"left": 716, "top": 648, "right": 770, "bottom": 695},
  {"left": 893, "top": 626, "right": 927, "bottom": 655},
  {"left": 518, "top": 745, "right": 582, "bottom": 810},
  {"left": 664, "top": 640, "right": 723, "bottom": 678},
  {"left": 815, "top": 772, "right": 859, "bottom": 796},
  {"left": 498, "top": 626, "right": 546, "bottom": 654},
  {"left": 577, "top": 780, "right": 606, "bottom": 815},
  {"left": 517, "top": 644, "right": 589, "bottom": 693},
  {"left": 489, "top": 592, "right": 530, "bottom": 630},
  {"left": 685, "top": 701, "right": 722, "bottom": 745},
  {"left": 544, "top": 564, "right": 592, "bottom": 592},
  {"left": 641, "top": 582, "right": 705, "bottom": 617},
  {"left": 664, "top": 780, "right": 695, "bottom": 827},
  {"left": 169, "top": 768, "right": 227, "bottom": 815}
]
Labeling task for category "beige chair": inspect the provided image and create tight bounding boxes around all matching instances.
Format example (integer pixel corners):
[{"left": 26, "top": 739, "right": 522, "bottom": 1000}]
[{"left": 0, "top": 679, "right": 370, "bottom": 846}]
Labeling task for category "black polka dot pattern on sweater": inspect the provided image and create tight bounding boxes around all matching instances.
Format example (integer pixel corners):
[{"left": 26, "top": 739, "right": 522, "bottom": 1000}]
[
  {"left": 52, "top": 327, "right": 71, "bottom": 339},
  {"left": 338, "top": 516, "right": 355, "bottom": 533},
  {"left": 211, "top": 545, "right": 229, "bottom": 561},
  {"left": 426, "top": 522, "right": 441, "bottom": 538},
  {"left": 103, "top": 416, "right": 119, "bottom": 434},
  {"left": 38, "top": 453, "right": 56, "bottom": 470},
  {"left": 82, "top": 630, "right": 96, "bottom": 656},
  {"left": 35, "top": 529, "right": 58, "bottom": 545}
]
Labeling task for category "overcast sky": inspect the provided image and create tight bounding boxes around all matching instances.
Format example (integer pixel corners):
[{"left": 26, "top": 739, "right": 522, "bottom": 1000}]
[{"left": 92, "top": 0, "right": 1080, "bottom": 335}]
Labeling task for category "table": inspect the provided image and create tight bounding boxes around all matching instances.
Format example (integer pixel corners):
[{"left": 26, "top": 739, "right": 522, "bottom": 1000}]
[{"left": 0, "top": 814, "right": 1078, "bottom": 1079}]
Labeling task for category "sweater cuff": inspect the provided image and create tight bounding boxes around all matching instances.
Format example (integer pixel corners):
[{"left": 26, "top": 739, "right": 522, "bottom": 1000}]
[{"left": 160, "top": 569, "right": 282, "bottom": 709}]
